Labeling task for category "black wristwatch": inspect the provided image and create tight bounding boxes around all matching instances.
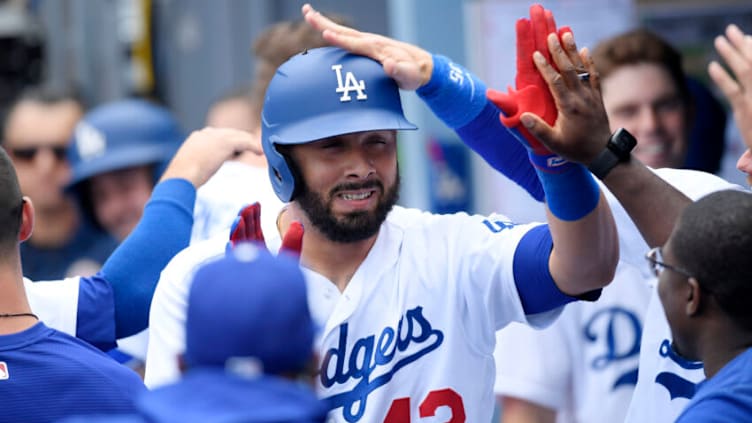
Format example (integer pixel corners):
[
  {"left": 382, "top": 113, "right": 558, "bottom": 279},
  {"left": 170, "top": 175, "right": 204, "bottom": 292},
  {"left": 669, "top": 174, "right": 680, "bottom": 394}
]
[{"left": 588, "top": 128, "right": 637, "bottom": 180}]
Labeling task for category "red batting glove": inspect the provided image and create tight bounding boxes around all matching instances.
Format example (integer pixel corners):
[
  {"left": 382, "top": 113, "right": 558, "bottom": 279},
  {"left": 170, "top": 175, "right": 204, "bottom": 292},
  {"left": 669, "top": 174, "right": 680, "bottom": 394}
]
[
  {"left": 486, "top": 4, "right": 572, "bottom": 157},
  {"left": 229, "top": 203, "right": 265, "bottom": 247},
  {"left": 229, "top": 202, "right": 304, "bottom": 258}
]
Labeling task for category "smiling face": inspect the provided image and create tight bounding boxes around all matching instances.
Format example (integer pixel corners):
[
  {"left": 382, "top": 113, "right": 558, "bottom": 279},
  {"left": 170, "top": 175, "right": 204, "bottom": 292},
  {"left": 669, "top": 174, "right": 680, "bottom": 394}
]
[
  {"left": 601, "top": 63, "right": 688, "bottom": 169},
  {"left": 286, "top": 130, "right": 399, "bottom": 243}
]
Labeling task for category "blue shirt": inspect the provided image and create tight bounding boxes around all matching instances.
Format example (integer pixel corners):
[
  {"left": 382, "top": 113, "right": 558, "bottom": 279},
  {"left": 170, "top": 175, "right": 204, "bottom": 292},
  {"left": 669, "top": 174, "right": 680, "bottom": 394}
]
[
  {"left": 676, "top": 347, "right": 752, "bottom": 422},
  {"left": 0, "top": 322, "right": 145, "bottom": 423}
]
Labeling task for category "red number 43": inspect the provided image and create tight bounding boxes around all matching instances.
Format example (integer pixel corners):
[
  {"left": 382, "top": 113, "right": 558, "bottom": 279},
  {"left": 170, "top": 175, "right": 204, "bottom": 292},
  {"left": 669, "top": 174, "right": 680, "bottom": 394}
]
[{"left": 384, "top": 388, "right": 466, "bottom": 422}]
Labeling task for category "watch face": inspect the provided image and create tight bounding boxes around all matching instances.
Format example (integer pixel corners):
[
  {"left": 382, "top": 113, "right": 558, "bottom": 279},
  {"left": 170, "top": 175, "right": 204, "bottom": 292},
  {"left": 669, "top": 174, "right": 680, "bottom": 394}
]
[{"left": 612, "top": 128, "right": 637, "bottom": 154}]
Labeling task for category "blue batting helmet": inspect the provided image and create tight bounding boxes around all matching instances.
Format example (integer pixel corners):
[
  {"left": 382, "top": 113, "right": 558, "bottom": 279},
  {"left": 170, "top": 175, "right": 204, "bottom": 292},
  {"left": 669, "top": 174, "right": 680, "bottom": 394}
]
[
  {"left": 261, "top": 47, "right": 417, "bottom": 202},
  {"left": 67, "top": 98, "right": 184, "bottom": 189}
]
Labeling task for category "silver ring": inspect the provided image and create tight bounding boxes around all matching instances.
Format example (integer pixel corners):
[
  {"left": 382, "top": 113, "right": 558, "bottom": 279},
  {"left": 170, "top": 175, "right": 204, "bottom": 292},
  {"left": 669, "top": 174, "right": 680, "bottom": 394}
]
[{"left": 577, "top": 72, "right": 590, "bottom": 82}]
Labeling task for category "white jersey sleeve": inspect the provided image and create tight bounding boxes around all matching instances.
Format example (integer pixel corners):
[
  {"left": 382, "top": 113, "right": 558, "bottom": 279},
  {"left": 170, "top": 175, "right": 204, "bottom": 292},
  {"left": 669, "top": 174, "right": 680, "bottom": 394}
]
[
  {"left": 24, "top": 277, "right": 80, "bottom": 336},
  {"left": 143, "top": 233, "right": 227, "bottom": 388}
]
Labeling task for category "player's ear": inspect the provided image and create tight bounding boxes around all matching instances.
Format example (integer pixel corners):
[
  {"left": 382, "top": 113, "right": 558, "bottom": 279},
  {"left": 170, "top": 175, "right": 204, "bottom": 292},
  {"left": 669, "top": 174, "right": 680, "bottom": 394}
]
[
  {"left": 18, "top": 197, "right": 34, "bottom": 242},
  {"left": 686, "top": 277, "right": 702, "bottom": 316}
]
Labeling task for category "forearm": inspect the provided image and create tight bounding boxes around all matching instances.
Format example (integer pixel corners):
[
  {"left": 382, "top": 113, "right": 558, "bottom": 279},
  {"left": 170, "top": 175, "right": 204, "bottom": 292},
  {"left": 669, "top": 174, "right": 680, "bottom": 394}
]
[
  {"left": 417, "top": 54, "right": 544, "bottom": 200},
  {"left": 547, "top": 192, "right": 618, "bottom": 295},
  {"left": 100, "top": 178, "right": 196, "bottom": 338},
  {"left": 602, "top": 159, "right": 691, "bottom": 247}
]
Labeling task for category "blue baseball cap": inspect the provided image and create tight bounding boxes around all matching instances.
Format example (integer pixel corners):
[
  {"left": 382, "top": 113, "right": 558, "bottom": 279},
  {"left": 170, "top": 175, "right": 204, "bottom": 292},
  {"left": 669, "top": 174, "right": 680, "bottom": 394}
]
[
  {"left": 136, "top": 369, "right": 328, "bottom": 423},
  {"left": 184, "top": 243, "right": 314, "bottom": 375},
  {"left": 67, "top": 98, "right": 183, "bottom": 189}
]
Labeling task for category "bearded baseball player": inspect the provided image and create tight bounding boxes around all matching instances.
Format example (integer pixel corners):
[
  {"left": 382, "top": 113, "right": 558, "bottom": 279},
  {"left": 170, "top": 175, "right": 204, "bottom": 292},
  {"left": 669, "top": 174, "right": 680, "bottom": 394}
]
[{"left": 144, "top": 4, "right": 622, "bottom": 422}]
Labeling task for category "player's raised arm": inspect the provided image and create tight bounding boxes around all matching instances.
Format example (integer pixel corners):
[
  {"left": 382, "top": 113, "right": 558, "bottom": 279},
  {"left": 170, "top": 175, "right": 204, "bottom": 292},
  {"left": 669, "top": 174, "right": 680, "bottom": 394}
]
[{"left": 485, "top": 5, "right": 618, "bottom": 296}]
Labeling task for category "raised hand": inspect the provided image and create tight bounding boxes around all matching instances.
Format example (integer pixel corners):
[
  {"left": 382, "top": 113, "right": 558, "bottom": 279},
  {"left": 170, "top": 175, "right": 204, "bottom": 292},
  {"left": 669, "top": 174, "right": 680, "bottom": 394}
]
[
  {"left": 518, "top": 29, "right": 612, "bottom": 165},
  {"left": 229, "top": 203, "right": 265, "bottom": 247},
  {"left": 159, "top": 127, "right": 260, "bottom": 188},
  {"left": 302, "top": 3, "right": 432, "bottom": 91},
  {"left": 709, "top": 24, "right": 752, "bottom": 150},
  {"left": 229, "top": 202, "right": 304, "bottom": 258},
  {"left": 486, "top": 4, "right": 574, "bottom": 169}
]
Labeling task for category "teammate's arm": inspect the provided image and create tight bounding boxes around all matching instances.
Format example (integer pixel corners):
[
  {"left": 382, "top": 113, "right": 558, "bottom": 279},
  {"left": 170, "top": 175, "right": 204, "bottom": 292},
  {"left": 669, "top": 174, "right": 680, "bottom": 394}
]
[
  {"left": 519, "top": 30, "right": 690, "bottom": 251},
  {"left": 77, "top": 128, "right": 258, "bottom": 343}
]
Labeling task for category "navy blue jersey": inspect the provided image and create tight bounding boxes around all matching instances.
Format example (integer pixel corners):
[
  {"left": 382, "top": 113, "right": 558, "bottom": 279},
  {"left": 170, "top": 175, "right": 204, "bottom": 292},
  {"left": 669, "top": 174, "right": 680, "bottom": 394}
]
[{"left": 0, "top": 322, "right": 145, "bottom": 423}]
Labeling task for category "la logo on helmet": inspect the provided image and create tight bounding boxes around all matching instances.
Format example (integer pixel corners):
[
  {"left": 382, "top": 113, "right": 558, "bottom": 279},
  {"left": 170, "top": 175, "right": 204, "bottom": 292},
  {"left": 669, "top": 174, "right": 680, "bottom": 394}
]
[{"left": 332, "top": 64, "right": 367, "bottom": 102}]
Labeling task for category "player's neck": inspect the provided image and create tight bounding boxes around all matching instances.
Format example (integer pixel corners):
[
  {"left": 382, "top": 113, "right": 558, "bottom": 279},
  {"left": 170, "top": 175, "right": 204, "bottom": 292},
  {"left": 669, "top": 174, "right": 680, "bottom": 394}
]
[
  {"left": 300, "top": 228, "right": 377, "bottom": 292},
  {"left": 699, "top": 318, "right": 752, "bottom": 379},
  {"left": 0, "top": 258, "right": 37, "bottom": 334}
]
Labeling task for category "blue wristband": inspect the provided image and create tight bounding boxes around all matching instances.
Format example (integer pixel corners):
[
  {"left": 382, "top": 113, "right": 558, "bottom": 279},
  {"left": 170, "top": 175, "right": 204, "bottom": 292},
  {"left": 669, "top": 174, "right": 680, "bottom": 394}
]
[
  {"left": 533, "top": 159, "right": 600, "bottom": 221},
  {"left": 417, "top": 54, "right": 545, "bottom": 201},
  {"left": 416, "top": 54, "right": 487, "bottom": 129}
]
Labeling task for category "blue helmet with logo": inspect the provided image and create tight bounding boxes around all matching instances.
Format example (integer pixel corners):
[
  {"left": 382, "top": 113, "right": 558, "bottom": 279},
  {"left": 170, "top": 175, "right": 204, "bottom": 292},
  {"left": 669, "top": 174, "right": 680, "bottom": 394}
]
[
  {"left": 67, "top": 98, "right": 184, "bottom": 190},
  {"left": 261, "top": 47, "right": 417, "bottom": 202}
]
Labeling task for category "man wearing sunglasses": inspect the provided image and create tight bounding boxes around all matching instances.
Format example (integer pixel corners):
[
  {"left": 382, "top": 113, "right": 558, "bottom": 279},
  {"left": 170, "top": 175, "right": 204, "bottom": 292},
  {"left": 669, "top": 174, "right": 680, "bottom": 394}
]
[{"left": 2, "top": 87, "right": 117, "bottom": 280}]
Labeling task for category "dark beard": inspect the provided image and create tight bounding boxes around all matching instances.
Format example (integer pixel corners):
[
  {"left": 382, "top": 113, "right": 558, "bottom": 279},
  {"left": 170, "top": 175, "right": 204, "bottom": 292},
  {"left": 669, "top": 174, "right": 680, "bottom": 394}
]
[{"left": 296, "top": 173, "right": 400, "bottom": 243}]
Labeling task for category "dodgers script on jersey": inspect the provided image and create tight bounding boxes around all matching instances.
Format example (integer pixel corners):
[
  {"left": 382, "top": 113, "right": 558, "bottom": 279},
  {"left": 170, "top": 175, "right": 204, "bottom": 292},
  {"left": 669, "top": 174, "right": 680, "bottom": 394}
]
[
  {"left": 299, "top": 207, "right": 559, "bottom": 422},
  {"left": 144, "top": 206, "right": 561, "bottom": 422}
]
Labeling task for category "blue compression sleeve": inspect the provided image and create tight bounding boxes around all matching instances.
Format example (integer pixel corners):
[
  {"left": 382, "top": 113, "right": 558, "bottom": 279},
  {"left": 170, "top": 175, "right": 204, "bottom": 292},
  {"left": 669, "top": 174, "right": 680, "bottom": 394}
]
[
  {"left": 513, "top": 225, "right": 601, "bottom": 314},
  {"left": 416, "top": 55, "right": 544, "bottom": 201},
  {"left": 75, "top": 274, "right": 116, "bottom": 350},
  {"left": 98, "top": 178, "right": 196, "bottom": 339}
]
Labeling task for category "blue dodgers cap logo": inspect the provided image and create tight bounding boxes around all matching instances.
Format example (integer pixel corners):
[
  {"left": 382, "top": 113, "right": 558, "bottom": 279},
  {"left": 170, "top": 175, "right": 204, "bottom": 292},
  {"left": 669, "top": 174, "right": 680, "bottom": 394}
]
[
  {"left": 74, "top": 121, "right": 107, "bottom": 162},
  {"left": 332, "top": 64, "right": 367, "bottom": 102}
]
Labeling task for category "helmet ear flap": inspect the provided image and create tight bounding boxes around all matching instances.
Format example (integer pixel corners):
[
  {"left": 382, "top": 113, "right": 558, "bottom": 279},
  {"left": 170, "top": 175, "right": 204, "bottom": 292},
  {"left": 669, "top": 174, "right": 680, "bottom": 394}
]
[{"left": 263, "top": 136, "right": 298, "bottom": 202}]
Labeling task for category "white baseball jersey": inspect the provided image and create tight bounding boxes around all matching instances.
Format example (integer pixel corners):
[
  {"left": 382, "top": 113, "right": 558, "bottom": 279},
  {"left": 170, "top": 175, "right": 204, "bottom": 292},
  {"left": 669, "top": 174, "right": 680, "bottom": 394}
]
[
  {"left": 190, "top": 161, "right": 284, "bottom": 244},
  {"left": 24, "top": 277, "right": 80, "bottom": 336},
  {"left": 145, "top": 205, "right": 565, "bottom": 422},
  {"left": 623, "top": 284, "right": 705, "bottom": 423},
  {"left": 495, "top": 168, "right": 742, "bottom": 423},
  {"left": 495, "top": 260, "right": 651, "bottom": 423}
]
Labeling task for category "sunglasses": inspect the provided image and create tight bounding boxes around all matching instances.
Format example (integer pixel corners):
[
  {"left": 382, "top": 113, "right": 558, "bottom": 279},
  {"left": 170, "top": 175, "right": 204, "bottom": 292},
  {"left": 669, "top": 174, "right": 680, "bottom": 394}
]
[
  {"left": 6, "top": 145, "right": 68, "bottom": 163},
  {"left": 645, "top": 246, "right": 693, "bottom": 279}
]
